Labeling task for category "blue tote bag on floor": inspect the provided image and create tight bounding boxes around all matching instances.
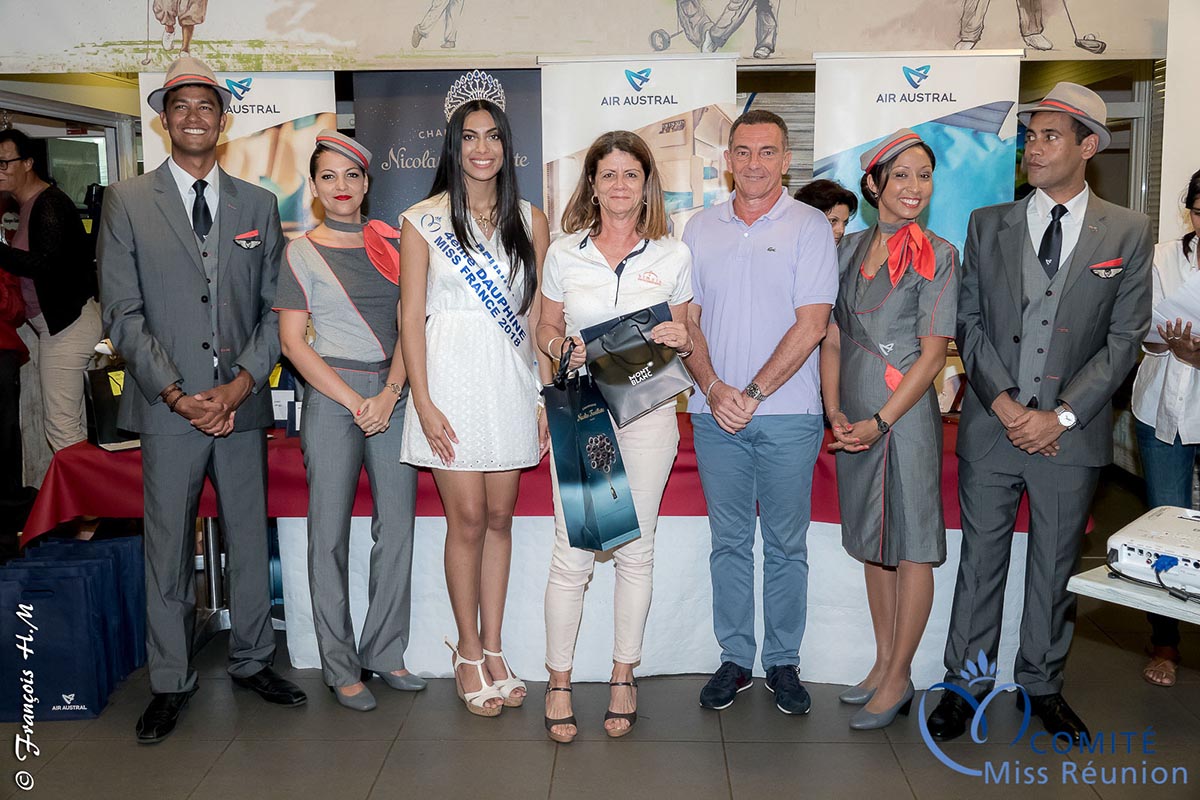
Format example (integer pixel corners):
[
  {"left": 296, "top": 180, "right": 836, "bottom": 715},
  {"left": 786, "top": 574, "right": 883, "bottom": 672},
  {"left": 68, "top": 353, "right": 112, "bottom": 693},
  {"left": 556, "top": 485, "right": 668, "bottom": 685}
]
[
  {"left": 0, "top": 575, "right": 107, "bottom": 721},
  {"left": 543, "top": 342, "right": 641, "bottom": 552}
]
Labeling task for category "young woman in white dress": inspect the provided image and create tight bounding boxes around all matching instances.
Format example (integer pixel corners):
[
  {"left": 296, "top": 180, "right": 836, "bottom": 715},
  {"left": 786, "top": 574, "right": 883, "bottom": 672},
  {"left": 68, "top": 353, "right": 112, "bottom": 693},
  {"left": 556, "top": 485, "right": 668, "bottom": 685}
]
[{"left": 399, "top": 94, "right": 550, "bottom": 717}]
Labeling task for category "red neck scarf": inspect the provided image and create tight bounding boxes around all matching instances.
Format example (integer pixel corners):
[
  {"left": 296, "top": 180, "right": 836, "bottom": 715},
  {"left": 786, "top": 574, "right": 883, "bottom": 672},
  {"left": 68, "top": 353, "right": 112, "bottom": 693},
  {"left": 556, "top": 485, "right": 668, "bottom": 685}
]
[
  {"left": 362, "top": 219, "right": 401, "bottom": 285},
  {"left": 884, "top": 222, "right": 935, "bottom": 287}
]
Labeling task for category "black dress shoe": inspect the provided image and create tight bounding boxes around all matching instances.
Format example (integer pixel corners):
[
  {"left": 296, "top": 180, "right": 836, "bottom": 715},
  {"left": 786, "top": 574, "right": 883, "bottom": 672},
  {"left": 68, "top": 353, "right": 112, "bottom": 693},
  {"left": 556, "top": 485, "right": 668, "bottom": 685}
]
[
  {"left": 231, "top": 666, "right": 307, "bottom": 706},
  {"left": 136, "top": 686, "right": 198, "bottom": 744},
  {"left": 1017, "top": 692, "right": 1089, "bottom": 743},
  {"left": 926, "top": 689, "right": 975, "bottom": 741}
]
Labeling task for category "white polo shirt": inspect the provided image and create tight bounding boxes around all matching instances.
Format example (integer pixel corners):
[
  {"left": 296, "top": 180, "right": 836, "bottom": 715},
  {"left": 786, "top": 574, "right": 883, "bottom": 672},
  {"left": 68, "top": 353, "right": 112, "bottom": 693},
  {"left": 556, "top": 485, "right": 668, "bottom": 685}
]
[{"left": 541, "top": 231, "right": 693, "bottom": 336}]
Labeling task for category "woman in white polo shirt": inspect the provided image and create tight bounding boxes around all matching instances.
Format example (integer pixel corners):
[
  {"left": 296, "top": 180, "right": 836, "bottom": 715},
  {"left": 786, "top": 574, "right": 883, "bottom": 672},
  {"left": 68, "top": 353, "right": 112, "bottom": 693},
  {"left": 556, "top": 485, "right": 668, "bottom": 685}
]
[
  {"left": 536, "top": 130, "right": 693, "bottom": 742},
  {"left": 1131, "top": 168, "right": 1200, "bottom": 688}
]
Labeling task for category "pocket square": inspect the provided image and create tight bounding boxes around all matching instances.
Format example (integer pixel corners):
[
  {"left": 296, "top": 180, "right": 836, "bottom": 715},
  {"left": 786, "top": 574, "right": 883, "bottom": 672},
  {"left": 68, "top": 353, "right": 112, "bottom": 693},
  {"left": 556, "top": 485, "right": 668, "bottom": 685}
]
[
  {"left": 1088, "top": 257, "right": 1123, "bottom": 278},
  {"left": 234, "top": 229, "right": 262, "bottom": 250}
]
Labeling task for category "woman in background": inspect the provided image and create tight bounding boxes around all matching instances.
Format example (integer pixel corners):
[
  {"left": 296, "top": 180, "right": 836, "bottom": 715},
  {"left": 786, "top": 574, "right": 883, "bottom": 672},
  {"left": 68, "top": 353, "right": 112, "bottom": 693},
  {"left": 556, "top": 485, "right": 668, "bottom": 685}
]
[
  {"left": 1131, "top": 168, "right": 1200, "bottom": 688},
  {"left": 795, "top": 178, "right": 858, "bottom": 246}
]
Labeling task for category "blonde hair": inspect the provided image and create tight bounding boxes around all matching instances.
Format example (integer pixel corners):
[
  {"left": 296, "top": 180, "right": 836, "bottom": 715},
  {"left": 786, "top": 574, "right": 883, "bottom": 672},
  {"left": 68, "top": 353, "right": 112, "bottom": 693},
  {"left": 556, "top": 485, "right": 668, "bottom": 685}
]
[{"left": 560, "top": 130, "right": 668, "bottom": 240}]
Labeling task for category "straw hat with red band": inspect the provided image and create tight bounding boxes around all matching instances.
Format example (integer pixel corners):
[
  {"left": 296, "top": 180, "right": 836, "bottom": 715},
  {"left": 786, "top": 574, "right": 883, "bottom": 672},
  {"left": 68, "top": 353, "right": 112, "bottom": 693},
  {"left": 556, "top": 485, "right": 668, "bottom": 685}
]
[
  {"left": 859, "top": 128, "right": 925, "bottom": 173},
  {"left": 314, "top": 130, "right": 372, "bottom": 172},
  {"left": 147, "top": 56, "right": 233, "bottom": 113},
  {"left": 1017, "top": 81, "right": 1111, "bottom": 153}
]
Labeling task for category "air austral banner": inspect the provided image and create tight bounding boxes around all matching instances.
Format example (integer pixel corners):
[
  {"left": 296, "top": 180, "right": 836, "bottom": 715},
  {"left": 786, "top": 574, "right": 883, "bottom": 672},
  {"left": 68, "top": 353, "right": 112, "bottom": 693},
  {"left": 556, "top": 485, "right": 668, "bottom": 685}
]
[
  {"left": 539, "top": 54, "right": 738, "bottom": 239},
  {"left": 138, "top": 71, "right": 336, "bottom": 236},
  {"left": 813, "top": 51, "right": 1022, "bottom": 254}
]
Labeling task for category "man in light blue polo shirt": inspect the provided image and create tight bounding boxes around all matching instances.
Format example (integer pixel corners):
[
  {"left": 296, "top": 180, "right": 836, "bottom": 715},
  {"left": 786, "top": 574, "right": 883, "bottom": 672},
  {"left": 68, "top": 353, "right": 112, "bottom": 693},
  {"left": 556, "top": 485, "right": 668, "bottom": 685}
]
[{"left": 682, "top": 109, "right": 838, "bottom": 715}]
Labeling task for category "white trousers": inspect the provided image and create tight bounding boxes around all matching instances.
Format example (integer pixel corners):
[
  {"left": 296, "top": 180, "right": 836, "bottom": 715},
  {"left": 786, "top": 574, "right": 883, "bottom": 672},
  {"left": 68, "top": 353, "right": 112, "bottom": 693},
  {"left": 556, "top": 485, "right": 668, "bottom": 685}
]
[
  {"left": 544, "top": 404, "right": 680, "bottom": 671},
  {"left": 26, "top": 299, "right": 100, "bottom": 451}
]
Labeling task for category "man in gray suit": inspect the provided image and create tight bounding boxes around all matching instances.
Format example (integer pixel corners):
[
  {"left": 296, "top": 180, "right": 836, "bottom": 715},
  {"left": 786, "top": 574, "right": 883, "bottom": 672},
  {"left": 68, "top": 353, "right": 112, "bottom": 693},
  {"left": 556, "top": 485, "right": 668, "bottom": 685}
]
[
  {"left": 99, "top": 57, "right": 305, "bottom": 743},
  {"left": 928, "top": 83, "right": 1152, "bottom": 743}
]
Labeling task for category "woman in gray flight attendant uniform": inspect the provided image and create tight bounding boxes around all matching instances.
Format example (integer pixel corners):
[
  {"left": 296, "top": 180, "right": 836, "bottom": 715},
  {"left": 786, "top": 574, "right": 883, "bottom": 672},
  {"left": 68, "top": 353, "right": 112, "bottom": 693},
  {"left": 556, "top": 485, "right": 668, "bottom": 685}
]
[
  {"left": 275, "top": 131, "right": 427, "bottom": 711},
  {"left": 819, "top": 128, "right": 959, "bottom": 731}
]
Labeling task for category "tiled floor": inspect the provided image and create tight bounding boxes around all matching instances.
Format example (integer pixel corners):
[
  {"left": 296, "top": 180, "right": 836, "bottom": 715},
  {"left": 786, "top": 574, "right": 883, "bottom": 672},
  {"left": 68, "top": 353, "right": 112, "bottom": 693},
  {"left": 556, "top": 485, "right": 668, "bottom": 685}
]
[{"left": 4, "top": 469, "right": 1200, "bottom": 799}]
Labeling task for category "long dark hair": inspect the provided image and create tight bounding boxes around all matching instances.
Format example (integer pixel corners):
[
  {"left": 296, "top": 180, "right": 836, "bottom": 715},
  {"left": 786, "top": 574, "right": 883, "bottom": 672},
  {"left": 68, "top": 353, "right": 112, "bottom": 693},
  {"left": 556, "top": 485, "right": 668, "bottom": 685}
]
[
  {"left": 1183, "top": 168, "right": 1200, "bottom": 259},
  {"left": 427, "top": 100, "right": 536, "bottom": 315}
]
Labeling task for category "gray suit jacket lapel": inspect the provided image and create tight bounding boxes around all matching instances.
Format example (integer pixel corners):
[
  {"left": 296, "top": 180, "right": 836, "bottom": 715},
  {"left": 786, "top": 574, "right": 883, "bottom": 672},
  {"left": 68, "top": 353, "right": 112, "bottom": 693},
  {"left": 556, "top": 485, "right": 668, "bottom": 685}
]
[
  {"left": 152, "top": 162, "right": 205, "bottom": 278},
  {"left": 1061, "top": 197, "right": 1108, "bottom": 299},
  {"left": 997, "top": 199, "right": 1028, "bottom": 312},
  {"left": 216, "top": 168, "right": 243, "bottom": 275}
]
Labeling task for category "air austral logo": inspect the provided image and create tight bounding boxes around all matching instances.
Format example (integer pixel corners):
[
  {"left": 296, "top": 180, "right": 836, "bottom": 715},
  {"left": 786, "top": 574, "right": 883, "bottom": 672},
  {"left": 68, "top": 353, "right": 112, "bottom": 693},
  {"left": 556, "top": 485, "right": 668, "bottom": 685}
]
[
  {"left": 225, "top": 77, "right": 253, "bottom": 101},
  {"left": 877, "top": 63, "right": 954, "bottom": 104},
  {"left": 918, "top": 651, "right": 1190, "bottom": 788},
  {"left": 601, "top": 67, "right": 677, "bottom": 107},
  {"left": 625, "top": 68, "right": 651, "bottom": 92},
  {"left": 902, "top": 64, "right": 931, "bottom": 89},
  {"left": 223, "top": 77, "right": 280, "bottom": 114}
]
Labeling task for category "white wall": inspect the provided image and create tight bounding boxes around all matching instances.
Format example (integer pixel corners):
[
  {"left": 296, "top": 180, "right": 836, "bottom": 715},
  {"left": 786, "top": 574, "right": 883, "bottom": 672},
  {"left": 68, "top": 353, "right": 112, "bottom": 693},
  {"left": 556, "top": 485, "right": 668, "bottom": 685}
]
[{"left": 1158, "top": 0, "right": 1200, "bottom": 242}]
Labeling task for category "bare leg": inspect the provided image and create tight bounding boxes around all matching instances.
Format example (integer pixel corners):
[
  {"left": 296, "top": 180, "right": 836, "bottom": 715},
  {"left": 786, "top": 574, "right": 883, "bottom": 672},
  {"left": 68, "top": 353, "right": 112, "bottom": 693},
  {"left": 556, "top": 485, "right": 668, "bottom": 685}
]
[
  {"left": 606, "top": 660, "right": 637, "bottom": 734},
  {"left": 433, "top": 468, "right": 502, "bottom": 711},
  {"left": 856, "top": 562, "right": 898, "bottom": 691},
  {"left": 479, "top": 469, "right": 525, "bottom": 703},
  {"left": 864, "top": 560, "right": 934, "bottom": 713},
  {"left": 546, "top": 667, "right": 576, "bottom": 739},
  {"left": 180, "top": 24, "right": 194, "bottom": 53}
]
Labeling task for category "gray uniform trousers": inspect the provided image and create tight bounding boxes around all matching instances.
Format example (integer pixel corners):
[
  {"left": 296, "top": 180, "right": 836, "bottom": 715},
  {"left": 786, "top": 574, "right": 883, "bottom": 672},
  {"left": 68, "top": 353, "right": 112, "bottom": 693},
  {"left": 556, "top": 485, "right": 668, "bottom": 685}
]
[
  {"left": 943, "top": 437, "right": 1099, "bottom": 696},
  {"left": 142, "top": 428, "right": 275, "bottom": 694},
  {"left": 301, "top": 360, "right": 418, "bottom": 688}
]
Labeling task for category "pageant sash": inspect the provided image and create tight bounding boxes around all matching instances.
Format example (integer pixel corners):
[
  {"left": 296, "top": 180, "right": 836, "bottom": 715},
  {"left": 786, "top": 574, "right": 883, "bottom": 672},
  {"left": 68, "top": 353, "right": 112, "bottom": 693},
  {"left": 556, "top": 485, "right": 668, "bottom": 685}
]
[{"left": 411, "top": 199, "right": 529, "bottom": 350}]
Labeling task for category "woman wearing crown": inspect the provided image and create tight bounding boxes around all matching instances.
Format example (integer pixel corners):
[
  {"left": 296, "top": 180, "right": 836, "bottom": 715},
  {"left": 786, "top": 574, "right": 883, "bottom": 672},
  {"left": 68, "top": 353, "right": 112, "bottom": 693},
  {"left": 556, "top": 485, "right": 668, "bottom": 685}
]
[{"left": 399, "top": 71, "right": 551, "bottom": 717}]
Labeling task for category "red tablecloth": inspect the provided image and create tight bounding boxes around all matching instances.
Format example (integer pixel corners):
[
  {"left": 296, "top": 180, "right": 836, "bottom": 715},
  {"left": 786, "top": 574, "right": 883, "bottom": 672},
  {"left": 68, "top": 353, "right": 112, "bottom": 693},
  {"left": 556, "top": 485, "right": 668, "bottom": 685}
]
[{"left": 21, "top": 415, "right": 1029, "bottom": 545}]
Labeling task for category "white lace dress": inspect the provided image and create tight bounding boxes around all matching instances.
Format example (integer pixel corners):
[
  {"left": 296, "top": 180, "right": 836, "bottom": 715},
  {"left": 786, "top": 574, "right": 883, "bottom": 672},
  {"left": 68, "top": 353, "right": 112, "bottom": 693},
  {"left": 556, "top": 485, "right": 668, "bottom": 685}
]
[{"left": 400, "top": 194, "right": 540, "bottom": 471}]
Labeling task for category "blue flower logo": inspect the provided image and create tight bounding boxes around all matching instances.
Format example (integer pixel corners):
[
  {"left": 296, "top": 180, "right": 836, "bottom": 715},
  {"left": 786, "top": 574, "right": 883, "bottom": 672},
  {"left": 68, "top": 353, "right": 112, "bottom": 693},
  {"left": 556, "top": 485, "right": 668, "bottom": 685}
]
[{"left": 918, "top": 651, "right": 1033, "bottom": 776}]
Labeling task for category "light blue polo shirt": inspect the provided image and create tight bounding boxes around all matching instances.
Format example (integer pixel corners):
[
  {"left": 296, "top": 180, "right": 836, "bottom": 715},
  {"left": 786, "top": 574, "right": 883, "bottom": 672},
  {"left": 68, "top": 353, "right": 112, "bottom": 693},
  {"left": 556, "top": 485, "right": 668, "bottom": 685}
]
[{"left": 683, "top": 190, "right": 838, "bottom": 415}]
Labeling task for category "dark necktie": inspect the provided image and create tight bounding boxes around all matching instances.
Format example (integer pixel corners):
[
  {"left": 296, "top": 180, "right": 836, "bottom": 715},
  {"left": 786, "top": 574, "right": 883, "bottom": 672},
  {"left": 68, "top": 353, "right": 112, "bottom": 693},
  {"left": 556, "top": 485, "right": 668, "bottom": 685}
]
[
  {"left": 1037, "top": 203, "right": 1067, "bottom": 279},
  {"left": 192, "top": 179, "right": 212, "bottom": 240}
]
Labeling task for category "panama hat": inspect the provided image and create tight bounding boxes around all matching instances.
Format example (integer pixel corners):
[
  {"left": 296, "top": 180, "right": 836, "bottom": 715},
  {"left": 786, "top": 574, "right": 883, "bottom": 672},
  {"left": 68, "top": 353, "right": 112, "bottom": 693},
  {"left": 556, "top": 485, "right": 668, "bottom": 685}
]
[
  {"left": 147, "top": 56, "right": 232, "bottom": 113},
  {"left": 1017, "top": 82, "right": 1111, "bottom": 152}
]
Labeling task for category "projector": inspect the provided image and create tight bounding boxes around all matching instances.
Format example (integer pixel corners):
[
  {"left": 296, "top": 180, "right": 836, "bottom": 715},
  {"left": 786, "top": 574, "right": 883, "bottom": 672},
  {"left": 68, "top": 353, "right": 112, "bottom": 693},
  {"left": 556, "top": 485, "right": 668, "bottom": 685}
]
[{"left": 1107, "top": 506, "right": 1200, "bottom": 594}]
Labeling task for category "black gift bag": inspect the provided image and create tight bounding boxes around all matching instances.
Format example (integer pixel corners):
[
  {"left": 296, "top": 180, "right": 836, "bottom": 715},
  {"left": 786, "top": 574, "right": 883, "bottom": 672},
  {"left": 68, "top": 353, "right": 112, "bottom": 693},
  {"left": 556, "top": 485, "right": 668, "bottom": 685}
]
[
  {"left": 543, "top": 344, "right": 641, "bottom": 552},
  {"left": 84, "top": 363, "right": 140, "bottom": 451},
  {"left": 581, "top": 302, "right": 692, "bottom": 428}
]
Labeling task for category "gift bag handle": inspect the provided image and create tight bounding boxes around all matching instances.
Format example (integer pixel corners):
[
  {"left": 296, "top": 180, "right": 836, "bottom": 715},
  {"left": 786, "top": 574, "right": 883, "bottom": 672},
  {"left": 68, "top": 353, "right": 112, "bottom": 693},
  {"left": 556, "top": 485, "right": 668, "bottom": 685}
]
[
  {"left": 553, "top": 339, "right": 578, "bottom": 388},
  {"left": 600, "top": 318, "right": 660, "bottom": 370}
]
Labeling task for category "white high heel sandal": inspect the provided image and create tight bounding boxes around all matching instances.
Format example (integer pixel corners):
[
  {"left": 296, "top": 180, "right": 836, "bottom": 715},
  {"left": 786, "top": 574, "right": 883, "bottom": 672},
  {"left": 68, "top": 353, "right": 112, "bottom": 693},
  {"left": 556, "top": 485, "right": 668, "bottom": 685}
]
[
  {"left": 445, "top": 638, "right": 504, "bottom": 717},
  {"left": 482, "top": 648, "right": 526, "bottom": 708}
]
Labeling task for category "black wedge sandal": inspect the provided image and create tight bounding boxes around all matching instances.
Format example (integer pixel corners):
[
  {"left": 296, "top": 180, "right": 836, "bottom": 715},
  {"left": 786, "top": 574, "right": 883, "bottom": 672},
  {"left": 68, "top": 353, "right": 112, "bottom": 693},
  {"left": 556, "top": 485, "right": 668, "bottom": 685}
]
[
  {"left": 545, "top": 685, "right": 577, "bottom": 743},
  {"left": 604, "top": 680, "right": 638, "bottom": 738}
]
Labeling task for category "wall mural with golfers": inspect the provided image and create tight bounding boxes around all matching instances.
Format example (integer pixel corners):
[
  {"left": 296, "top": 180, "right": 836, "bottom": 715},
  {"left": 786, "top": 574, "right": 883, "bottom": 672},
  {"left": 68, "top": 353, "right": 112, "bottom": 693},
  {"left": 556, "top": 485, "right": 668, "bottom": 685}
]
[{"left": 0, "top": 0, "right": 1166, "bottom": 74}]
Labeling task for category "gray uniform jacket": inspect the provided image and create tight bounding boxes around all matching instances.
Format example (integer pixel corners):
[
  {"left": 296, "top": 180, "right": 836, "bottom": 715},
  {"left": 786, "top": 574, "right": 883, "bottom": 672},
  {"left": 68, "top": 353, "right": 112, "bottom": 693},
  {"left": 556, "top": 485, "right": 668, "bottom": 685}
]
[
  {"left": 98, "top": 160, "right": 283, "bottom": 434},
  {"left": 956, "top": 193, "right": 1153, "bottom": 467}
]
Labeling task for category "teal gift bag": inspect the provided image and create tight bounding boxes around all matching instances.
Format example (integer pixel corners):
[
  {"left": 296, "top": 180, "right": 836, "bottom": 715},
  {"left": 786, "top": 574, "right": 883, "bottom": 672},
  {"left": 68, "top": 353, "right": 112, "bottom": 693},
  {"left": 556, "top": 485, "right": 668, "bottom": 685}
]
[{"left": 543, "top": 343, "right": 641, "bottom": 552}]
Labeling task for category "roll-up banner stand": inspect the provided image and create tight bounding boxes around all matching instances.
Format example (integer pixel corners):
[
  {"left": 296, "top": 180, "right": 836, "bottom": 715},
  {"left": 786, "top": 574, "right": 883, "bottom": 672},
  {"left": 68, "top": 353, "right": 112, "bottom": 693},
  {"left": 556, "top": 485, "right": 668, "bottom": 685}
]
[
  {"left": 539, "top": 54, "right": 738, "bottom": 240},
  {"left": 138, "top": 71, "right": 337, "bottom": 236},
  {"left": 813, "top": 51, "right": 1022, "bottom": 254}
]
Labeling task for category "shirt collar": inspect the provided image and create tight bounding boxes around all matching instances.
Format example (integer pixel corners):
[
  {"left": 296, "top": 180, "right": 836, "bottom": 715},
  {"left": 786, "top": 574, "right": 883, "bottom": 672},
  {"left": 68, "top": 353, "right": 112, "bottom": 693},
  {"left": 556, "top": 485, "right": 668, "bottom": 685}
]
[
  {"left": 1032, "top": 183, "right": 1089, "bottom": 221},
  {"left": 719, "top": 188, "right": 791, "bottom": 224},
  {"left": 167, "top": 156, "right": 219, "bottom": 198}
]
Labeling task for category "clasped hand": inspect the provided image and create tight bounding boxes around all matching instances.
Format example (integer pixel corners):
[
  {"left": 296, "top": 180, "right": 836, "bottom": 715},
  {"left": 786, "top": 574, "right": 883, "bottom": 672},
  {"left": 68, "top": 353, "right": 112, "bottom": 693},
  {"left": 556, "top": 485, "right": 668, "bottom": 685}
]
[
  {"left": 176, "top": 372, "right": 254, "bottom": 436},
  {"left": 994, "top": 394, "right": 1062, "bottom": 456},
  {"left": 354, "top": 391, "right": 398, "bottom": 437},
  {"left": 826, "top": 411, "right": 882, "bottom": 453}
]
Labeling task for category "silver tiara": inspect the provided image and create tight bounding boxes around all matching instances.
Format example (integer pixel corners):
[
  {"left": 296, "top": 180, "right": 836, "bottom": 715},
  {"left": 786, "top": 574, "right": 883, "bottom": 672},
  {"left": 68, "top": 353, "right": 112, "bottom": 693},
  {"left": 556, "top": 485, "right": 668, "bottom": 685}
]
[{"left": 444, "top": 70, "right": 507, "bottom": 122}]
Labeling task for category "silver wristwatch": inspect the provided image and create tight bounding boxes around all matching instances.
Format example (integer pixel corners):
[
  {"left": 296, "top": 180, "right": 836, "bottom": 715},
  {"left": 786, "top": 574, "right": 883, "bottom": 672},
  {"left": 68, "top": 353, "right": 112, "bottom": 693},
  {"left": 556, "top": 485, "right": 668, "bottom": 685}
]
[
  {"left": 744, "top": 382, "right": 766, "bottom": 401},
  {"left": 1054, "top": 404, "right": 1077, "bottom": 430}
]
